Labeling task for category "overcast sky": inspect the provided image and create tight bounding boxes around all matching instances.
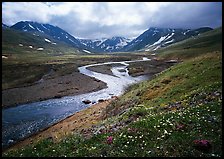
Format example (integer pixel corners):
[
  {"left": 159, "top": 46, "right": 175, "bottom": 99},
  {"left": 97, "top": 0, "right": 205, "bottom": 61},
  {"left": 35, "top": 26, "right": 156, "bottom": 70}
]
[{"left": 2, "top": 2, "right": 222, "bottom": 39}]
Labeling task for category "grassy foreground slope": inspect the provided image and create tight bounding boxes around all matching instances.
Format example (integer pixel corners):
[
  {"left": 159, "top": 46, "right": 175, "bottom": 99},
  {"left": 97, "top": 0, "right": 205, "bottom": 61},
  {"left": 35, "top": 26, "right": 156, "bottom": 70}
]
[{"left": 3, "top": 28, "right": 222, "bottom": 157}]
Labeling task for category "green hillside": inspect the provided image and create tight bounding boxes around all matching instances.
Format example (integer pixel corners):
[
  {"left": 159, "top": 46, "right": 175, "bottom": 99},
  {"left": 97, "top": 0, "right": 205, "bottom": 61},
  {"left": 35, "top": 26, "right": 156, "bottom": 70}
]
[
  {"left": 2, "top": 28, "right": 86, "bottom": 57},
  {"left": 155, "top": 27, "right": 222, "bottom": 60},
  {"left": 3, "top": 27, "right": 222, "bottom": 157}
]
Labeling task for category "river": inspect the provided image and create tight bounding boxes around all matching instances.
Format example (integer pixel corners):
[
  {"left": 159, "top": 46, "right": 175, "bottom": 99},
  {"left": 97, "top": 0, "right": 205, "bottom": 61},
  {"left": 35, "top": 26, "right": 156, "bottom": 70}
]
[{"left": 2, "top": 57, "right": 151, "bottom": 149}]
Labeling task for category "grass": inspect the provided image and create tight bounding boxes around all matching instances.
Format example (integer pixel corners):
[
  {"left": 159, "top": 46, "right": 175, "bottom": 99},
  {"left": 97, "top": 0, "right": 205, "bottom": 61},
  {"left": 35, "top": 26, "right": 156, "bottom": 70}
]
[
  {"left": 3, "top": 50, "right": 222, "bottom": 157},
  {"left": 2, "top": 27, "right": 222, "bottom": 157}
]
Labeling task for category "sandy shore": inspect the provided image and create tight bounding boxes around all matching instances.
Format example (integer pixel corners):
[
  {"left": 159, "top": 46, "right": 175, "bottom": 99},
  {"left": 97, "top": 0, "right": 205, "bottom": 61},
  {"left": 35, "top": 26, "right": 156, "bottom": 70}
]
[
  {"left": 2, "top": 71, "right": 107, "bottom": 108},
  {"left": 3, "top": 98, "right": 114, "bottom": 153}
]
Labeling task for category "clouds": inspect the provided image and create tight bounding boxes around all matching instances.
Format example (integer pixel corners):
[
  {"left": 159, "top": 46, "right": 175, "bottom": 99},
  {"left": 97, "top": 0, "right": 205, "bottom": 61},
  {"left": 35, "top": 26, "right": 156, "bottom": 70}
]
[{"left": 2, "top": 2, "right": 222, "bottom": 39}]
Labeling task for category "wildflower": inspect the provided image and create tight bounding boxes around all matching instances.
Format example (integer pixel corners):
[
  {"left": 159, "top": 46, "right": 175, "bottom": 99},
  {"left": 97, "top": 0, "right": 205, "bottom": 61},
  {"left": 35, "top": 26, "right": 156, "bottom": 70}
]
[
  {"left": 106, "top": 136, "right": 113, "bottom": 144},
  {"left": 193, "top": 139, "right": 212, "bottom": 152}
]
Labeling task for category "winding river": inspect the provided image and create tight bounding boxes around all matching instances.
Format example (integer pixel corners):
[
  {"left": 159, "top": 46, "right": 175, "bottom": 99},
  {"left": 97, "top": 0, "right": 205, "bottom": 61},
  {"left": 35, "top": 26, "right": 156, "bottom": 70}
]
[{"left": 2, "top": 57, "right": 151, "bottom": 149}]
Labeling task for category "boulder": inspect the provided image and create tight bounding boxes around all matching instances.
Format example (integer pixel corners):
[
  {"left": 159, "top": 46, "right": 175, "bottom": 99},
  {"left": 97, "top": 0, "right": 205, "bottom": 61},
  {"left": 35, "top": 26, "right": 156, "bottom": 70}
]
[
  {"left": 111, "top": 96, "right": 118, "bottom": 99},
  {"left": 82, "top": 100, "right": 91, "bottom": 104},
  {"left": 98, "top": 99, "right": 105, "bottom": 102}
]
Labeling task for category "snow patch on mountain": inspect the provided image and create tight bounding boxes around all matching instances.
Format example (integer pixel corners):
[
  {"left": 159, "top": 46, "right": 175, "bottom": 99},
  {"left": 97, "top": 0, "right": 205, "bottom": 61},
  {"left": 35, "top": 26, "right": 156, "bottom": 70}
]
[
  {"left": 28, "top": 24, "right": 35, "bottom": 30},
  {"left": 153, "top": 34, "right": 169, "bottom": 45},
  {"left": 83, "top": 49, "right": 92, "bottom": 54},
  {"left": 44, "top": 38, "right": 51, "bottom": 43},
  {"left": 164, "top": 39, "right": 174, "bottom": 44}
]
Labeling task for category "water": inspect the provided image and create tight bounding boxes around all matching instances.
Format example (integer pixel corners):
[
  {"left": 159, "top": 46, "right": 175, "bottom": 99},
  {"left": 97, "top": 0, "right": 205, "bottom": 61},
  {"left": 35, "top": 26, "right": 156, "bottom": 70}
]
[{"left": 2, "top": 57, "right": 150, "bottom": 149}]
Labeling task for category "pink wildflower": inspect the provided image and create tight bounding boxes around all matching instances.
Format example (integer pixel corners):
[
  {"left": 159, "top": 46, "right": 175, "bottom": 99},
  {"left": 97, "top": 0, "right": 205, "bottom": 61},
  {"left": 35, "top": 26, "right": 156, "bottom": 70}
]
[
  {"left": 193, "top": 139, "right": 211, "bottom": 151},
  {"left": 106, "top": 136, "right": 113, "bottom": 144}
]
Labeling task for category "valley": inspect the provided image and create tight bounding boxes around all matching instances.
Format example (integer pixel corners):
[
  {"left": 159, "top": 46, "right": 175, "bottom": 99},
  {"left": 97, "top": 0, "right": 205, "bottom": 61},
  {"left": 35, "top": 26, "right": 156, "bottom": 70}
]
[{"left": 2, "top": 21, "right": 222, "bottom": 157}]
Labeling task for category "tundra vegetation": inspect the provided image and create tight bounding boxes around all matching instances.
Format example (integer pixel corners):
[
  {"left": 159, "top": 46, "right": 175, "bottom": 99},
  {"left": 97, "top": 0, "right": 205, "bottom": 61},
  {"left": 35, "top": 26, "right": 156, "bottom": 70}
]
[{"left": 2, "top": 27, "right": 222, "bottom": 157}]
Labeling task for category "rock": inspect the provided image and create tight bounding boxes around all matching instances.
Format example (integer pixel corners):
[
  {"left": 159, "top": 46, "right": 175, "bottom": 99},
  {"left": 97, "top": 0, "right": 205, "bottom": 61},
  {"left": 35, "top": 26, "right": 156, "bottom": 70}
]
[
  {"left": 94, "top": 78, "right": 101, "bottom": 82},
  {"left": 165, "top": 59, "right": 178, "bottom": 63},
  {"left": 8, "top": 139, "right": 14, "bottom": 144},
  {"left": 161, "top": 78, "right": 171, "bottom": 84},
  {"left": 98, "top": 99, "right": 105, "bottom": 102},
  {"left": 47, "top": 136, "right": 53, "bottom": 141},
  {"left": 82, "top": 100, "right": 91, "bottom": 104},
  {"left": 111, "top": 96, "right": 118, "bottom": 99},
  {"left": 54, "top": 95, "right": 62, "bottom": 98}
]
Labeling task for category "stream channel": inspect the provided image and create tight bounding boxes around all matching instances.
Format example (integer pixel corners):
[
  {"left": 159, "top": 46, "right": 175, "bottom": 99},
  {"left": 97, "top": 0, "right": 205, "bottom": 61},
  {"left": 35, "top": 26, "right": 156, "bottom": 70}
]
[{"left": 2, "top": 57, "right": 151, "bottom": 149}]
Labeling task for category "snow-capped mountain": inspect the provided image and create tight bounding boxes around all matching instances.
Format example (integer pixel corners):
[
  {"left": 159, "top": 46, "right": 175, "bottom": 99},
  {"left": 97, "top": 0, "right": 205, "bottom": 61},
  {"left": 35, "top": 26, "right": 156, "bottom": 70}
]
[
  {"left": 9, "top": 21, "right": 213, "bottom": 53},
  {"left": 79, "top": 37, "right": 132, "bottom": 52},
  {"left": 78, "top": 38, "right": 108, "bottom": 52},
  {"left": 10, "top": 21, "right": 87, "bottom": 50},
  {"left": 2, "top": 23, "right": 9, "bottom": 29},
  {"left": 122, "top": 27, "right": 213, "bottom": 52}
]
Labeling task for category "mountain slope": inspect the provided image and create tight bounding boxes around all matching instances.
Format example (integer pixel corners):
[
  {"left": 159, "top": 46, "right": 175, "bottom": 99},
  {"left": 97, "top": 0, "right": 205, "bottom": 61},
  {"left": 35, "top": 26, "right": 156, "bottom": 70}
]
[
  {"left": 155, "top": 27, "right": 222, "bottom": 59},
  {"left": 10, "top": 21, "right": 89, "bottom": 51},
  {"left": 2, "top": 27, "right": 87, "bottom": 56},
  {"left": 2, "top": 23, "right": 9, "bottom": 29},
  {"left": 123, "top": 27, "right": 213, "bottom": 52},
  {"left": 79, "top": 37, "right": 132, "bottom": 52}
]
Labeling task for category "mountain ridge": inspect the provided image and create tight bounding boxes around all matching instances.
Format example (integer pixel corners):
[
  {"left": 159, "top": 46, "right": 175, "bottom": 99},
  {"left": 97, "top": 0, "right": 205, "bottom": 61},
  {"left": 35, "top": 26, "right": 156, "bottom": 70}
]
[{"left": 7, "top": 21, "right": 213, "bottom": 53}]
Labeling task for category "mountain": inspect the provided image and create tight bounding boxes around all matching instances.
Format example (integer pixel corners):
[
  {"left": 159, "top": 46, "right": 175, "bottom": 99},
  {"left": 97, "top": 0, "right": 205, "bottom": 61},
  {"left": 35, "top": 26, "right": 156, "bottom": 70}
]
[
  {"left": 9, "top": 21, "right": 213, "bottom": 53},
  {"left": 10, "top": 21, "right": 89, "bottom": 51},
  {"left": 2, "top": 27, "right": 88, "bottom": 55},
  {"left": 156, "top": 26, "right": 222, "bottom": 59},
  {"left": 2, "top": 23, "right": 9, "bottom": 29},
  {"left": 122, "top": 27, "right": 213, "bottom": 52},
  {"left": 79, "top": 36, "right": 132, "bottom": 52},
  {"left": 10, "top": 21, "right": 133, "bottom": 53}
]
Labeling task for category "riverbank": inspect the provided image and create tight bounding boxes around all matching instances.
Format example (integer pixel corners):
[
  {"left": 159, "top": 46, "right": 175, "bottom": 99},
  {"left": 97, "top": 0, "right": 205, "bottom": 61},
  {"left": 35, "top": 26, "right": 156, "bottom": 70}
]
[
  {"left": 2, "top": 58, "right": 176, "bottom": 153},
  {"left": 3, "top": 98, "right": 115, "bottom": 153},
  {"left": 2, "top": 71, "right": 107, "bottom": 108}
]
